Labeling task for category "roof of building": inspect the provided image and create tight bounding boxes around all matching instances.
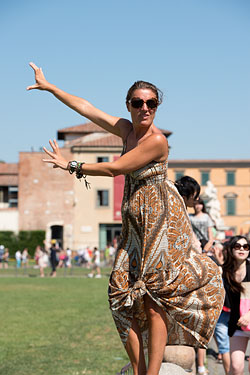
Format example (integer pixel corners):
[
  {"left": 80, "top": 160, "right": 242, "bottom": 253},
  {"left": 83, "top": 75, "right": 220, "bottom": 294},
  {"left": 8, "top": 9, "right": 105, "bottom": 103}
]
[
  {"left": 58, "top": 121, "right": 172, "bottom": 141},
  {"left": 0, "top": 163, "right": 18, "bottom": 174},
  {"left": 0, "top": 163, "right": 18, "bottom": 186},
  {"left": 67, "top": 132, "right": 123, "bottom": 147}
]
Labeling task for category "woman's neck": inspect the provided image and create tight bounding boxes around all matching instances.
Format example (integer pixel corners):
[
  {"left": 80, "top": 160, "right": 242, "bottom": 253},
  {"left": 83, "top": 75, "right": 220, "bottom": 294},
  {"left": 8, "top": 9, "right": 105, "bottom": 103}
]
[
  {"left": 235, "top": 260, "right": 247, "bottom": 283},
  {"left": 236, "top": 260, "right": 247, "bottom": 270},
  {"left": 195, "top": 211, "right": 204, "bottom": 217},
  {"left": 133, "top": 125, "right": 153, "bottom": 141}
]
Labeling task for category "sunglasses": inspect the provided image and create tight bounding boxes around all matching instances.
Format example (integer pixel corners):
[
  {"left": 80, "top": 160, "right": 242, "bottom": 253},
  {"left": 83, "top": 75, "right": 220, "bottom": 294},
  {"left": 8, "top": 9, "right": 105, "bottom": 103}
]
[
  {"left": 234, "top": 243, "right": 250, "bottom": 251},
  {"left": 130, "top": 98, "right": 158, "bottom": 110}
]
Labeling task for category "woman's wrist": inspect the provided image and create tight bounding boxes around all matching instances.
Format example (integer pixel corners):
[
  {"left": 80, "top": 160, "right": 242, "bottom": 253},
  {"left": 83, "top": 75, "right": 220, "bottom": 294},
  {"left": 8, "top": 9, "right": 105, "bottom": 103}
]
[{"left": 47, "top": 83, "right": 57, "bottom": 93}]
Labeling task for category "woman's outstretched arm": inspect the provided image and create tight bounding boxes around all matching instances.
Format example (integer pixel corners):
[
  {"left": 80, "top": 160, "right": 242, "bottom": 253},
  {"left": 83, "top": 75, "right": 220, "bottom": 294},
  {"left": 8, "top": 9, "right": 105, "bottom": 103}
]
[
  {"left": 43, "top": 135, "right": 168, "bottom": 177},
  {"left": 27, "top": 62, "right": 130, "bottom": 138}
]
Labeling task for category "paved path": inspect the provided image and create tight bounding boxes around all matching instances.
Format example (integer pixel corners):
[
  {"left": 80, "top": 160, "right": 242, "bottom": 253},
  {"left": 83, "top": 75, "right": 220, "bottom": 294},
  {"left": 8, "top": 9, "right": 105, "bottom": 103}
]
[{"left": 207, "top": 337, "right": 250, "bottom": 374}]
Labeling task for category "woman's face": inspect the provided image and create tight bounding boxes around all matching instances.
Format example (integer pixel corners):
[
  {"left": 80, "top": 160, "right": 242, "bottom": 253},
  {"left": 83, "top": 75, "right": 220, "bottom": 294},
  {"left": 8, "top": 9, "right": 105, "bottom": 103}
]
[
  {"left": 127, "top": 88, "right": 158, "bottom": 128},
  {"left": 232, "top": 238, "right": 249, "bottom": 263},
  {"left": 184, "top": 193, "right": 198, "bottom": 208},
  {"left": 194, "top": 202, "right": 203, "bottom": 214}
]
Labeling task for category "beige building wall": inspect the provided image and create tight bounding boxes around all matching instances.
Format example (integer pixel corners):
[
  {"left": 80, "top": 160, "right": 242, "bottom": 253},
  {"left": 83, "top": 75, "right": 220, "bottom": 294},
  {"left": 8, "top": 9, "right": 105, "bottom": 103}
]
[
  {"left": 168, "top": 161, "right": 250, "bottom": 235},
  {"left": 0, "top": 208, "right": 18, "bottom": 233},
  {"left": 72, "top": 148, "right": 122, "bottom": 250}
]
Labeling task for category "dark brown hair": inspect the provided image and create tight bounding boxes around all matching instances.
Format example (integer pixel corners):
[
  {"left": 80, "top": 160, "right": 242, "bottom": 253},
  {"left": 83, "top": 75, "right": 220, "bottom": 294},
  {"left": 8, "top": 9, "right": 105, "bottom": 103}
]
[
  {"left": 126, "top": 81, "right": 163, "bottom": 105},
  {"left": 174, "top": 176, "right": 200, "bottom": 200},
  {"left": 223, "top": 235, "right": 250, "bottom": 294}
]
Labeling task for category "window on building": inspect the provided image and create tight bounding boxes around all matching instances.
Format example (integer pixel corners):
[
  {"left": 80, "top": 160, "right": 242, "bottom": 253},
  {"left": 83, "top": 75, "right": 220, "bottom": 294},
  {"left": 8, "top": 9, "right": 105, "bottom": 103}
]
[
  {"left": 226, "top": 171, "right": 235, "bottom": 186},
  {"left": 97, "top": 157, "right": 109, "bottom": 163},
  {"left": 201, "top": 171, "right": 210, "bottom": 186},
  {"left": 97, "top": 190, "right": 109, "bottom": 207},
  {"left": 224, "top": 193, "right": 237, "bottom": 216},
  {"left": 226, "top": 198, "right": 236, "bottom": 216},
  {"left": 175, "top": 171, "right": 184, "bottom": 180},
  {"left": 0, "top": 187, "right": 8, "bottom": 203},
  {"left": 0, "top": 186, "right": 17, "bottom": 207},
  {"left": 8, "top": 186, "right": 18, "bottom": 207}
]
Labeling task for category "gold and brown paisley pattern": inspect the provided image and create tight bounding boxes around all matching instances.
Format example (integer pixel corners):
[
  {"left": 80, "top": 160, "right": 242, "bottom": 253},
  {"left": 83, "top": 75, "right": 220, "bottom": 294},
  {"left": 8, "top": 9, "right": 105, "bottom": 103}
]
[{"left": 108, "top": 161, "right": 224, "bottom": 348}]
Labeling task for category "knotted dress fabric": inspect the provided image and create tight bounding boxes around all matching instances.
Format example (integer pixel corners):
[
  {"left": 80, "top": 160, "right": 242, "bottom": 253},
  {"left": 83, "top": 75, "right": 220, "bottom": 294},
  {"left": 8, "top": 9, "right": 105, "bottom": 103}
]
[{"left": 108, "top": 161, "right": 224, "bottom": 348}]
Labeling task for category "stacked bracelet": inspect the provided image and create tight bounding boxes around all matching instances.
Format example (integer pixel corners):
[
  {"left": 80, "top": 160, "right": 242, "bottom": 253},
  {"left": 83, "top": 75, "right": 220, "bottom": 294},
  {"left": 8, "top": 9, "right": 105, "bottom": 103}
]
[{"left": 67, "top": 161, "right": 91, "bottom": 189}]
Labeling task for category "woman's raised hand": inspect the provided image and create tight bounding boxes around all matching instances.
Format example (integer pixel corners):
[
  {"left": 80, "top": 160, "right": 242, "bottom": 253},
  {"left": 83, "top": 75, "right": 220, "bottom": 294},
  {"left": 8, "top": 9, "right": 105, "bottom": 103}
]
[
  {"left": 43, "top": 140, "right": 68, "bottom": 170},
  {"left": 27, "top": 62, "right": 52, "bottom": 91}
]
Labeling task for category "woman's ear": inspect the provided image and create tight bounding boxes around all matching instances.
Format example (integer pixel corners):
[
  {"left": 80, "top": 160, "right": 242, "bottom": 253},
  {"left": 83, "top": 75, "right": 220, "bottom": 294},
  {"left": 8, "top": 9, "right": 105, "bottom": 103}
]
[{"left": 126, "top": 102, "right": 130, "bottom": 112}]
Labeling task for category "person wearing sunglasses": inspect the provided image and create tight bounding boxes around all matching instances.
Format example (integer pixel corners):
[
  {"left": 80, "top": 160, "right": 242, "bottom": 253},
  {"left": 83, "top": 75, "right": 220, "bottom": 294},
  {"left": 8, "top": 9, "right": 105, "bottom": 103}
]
[
  {"left": 27, "top": 63, "right": 224, "bottom": 375},
  {"left": 223, "top": 236, "right": 250, "bottom": 375}
]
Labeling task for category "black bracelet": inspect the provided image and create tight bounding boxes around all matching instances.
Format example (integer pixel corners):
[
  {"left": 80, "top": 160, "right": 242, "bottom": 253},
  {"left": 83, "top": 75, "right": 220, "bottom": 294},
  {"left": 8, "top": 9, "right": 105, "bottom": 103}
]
[
  {"left": 75, "top": 162, "right": 91, "bottom": 190},
  {"left": 75, "top": 162, "right": 84, "bottom": 179}
]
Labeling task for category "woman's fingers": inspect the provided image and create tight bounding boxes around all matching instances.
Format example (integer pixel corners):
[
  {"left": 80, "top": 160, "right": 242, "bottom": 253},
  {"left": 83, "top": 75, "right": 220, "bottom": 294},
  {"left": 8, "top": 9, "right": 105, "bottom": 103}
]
[
  {"left": 26, "top": 84, "right": 39, "bottom": 91},
  {"left": 43, "top": 141, "right": 68, "bottom": 170},
  {"left": 29, "top": 62, "right": 39, "bottom": 71},
  {"left": 43, "top": 146, "right": 55, "bottom": 158},
  {"left": 42, "top": 158, "right": 56, "bottom": 164},
  {"left": 53, "top": 139, "right": 60, "bottom": 151},
  {"left": 51, "top": 139, "right": 60, "bottom": 152},
  {"left": 49, "top": 139, "right": 57, "bottom": 152}
]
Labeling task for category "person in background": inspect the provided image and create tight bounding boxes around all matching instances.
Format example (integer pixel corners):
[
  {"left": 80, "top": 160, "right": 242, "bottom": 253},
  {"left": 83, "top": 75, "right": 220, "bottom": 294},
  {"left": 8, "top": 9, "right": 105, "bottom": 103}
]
[
  {"left": 175, "top": 176, "right": 208, "bottom": 374},
  {"left": 65, "top": 247, "right": 72, "bottom": 268},
  {"left": 189, "top": 197, "right": 214, "bottom": 253},
  {"left": 0, "top": 245, "right": 5, "bottom": 269},
  {"left": 88, "top": 247, "right": 102, "bottom": 278},
  {"left": 223, "top": 235, "right": 250, "bottom": 375},
  {"left": 108, "top": 243, "right": 116, "bottom": 266},
  {"left": 37, "top": 245, "right": 49, "bottom": 277},
  {"left": 50, "top": 240, "right": 59, "bottom": 277},
  {"left": 213, "top": 241, "right": 231, "bottom": 375},
  {"left": 15, "top": 250, "right": 22, "bottom": 268},
  {"left": 174, "top": 175, "right": 202, "bottom": 253},
  {"left": 3, "top": 248, "right": 9, "bottom": 269},
  {"left": 104, "top": 243, "right": 110, "bottom": 266},
  {"left": 22, "top": 248, "right": 29, "bottom": 268},
  {"left": 58, "top": 248, "right": 66, "bottom": 268}
]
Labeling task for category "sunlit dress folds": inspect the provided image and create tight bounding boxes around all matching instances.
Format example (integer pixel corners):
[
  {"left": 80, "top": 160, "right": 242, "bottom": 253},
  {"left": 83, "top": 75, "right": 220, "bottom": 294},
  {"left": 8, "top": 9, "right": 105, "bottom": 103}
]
[{"left": 108, "top": 161, "right": 224, "bottom": 348}]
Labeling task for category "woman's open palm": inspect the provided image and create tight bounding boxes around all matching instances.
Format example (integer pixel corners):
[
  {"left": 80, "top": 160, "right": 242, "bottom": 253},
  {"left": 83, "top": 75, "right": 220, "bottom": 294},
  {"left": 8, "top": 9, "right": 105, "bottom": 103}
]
[
  {"left": 43, "top": 139, "right": 68, "bottom": 170},
  {"left": 27, "top": 62, "right": 50, "bottom": 91}
]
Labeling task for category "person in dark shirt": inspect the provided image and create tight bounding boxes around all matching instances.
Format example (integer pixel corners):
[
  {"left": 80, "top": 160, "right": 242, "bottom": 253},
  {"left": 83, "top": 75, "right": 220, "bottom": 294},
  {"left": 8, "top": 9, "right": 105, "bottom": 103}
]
[
  {"left": 223, "top": 235, "right": 250, "bottom": 375},
  {"left": 50, "top": 240, "right": 59, "bottom": 277}
]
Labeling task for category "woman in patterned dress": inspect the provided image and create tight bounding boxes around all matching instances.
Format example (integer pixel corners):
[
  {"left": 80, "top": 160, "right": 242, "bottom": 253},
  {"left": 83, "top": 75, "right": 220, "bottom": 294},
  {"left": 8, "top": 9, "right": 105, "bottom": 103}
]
[{"left": 28, "top": 62, "right": 224, "bottom": 375}]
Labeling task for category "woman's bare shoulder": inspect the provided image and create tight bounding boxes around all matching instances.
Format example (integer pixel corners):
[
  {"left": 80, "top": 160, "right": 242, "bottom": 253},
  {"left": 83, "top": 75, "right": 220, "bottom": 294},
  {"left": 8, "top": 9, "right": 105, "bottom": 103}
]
[
  {"left": 118, "top": 119, "right": 133, "bottom": 142},
  {"left": 147, "top": 132, "right": 168, "bottom": 146}
]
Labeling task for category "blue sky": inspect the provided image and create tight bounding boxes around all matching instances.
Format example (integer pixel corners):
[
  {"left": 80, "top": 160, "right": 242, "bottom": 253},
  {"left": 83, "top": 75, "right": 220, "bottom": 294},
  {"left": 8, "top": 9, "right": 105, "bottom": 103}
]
[{"left": 1, "top": 0, "right": 249, "bottom": 163}]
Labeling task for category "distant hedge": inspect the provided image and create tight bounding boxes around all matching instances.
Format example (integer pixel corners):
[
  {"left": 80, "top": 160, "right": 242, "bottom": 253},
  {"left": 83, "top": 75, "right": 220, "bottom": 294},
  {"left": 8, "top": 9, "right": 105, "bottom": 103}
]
[{"left": 0, "top": 230, "right": 45, "bottom": 257}]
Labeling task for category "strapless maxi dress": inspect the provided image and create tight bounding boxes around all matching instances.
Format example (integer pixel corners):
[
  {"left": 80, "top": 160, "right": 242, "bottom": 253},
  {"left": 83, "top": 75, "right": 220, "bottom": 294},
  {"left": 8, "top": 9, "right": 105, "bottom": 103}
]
[{"left": 108, "top": 161, "right": 224, "bottom": 348}]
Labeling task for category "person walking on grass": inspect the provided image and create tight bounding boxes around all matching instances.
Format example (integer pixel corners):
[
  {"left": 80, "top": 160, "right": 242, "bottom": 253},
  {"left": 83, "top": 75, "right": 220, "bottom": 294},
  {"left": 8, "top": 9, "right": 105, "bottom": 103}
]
[
  {"left": 28, "top": 62, "right": 224, "bottom": 375},
  {"left": 88, "top": 247, "right": 102, "bottom": 279}
]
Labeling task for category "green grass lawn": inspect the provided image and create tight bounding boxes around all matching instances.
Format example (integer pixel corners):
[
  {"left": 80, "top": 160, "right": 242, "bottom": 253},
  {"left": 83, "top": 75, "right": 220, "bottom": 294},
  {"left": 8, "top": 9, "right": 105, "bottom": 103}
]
[{"left": 0, "top": 276, "right": 128, "bottom": 375}]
